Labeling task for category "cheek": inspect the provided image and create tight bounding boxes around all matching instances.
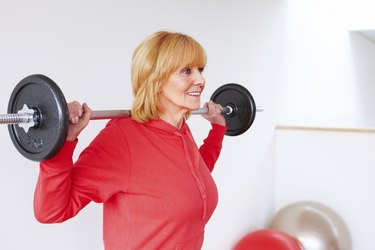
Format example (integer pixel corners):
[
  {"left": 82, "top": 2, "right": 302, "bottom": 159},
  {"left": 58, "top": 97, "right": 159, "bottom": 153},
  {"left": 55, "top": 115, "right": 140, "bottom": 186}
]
[{"left": 169, "top": 82, "right": 190, "bottom": 95}]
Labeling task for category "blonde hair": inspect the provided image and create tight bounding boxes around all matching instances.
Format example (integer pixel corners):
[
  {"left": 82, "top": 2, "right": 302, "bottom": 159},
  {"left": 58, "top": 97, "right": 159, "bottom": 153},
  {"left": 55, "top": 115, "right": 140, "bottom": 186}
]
[{"left": 130, "top": 31, "right": 207, "bottom": 123}]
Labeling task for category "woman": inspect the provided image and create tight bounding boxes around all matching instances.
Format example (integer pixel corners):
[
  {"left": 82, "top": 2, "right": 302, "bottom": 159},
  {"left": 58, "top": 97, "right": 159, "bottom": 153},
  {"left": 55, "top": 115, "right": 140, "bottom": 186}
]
[{"left": 34, "top": 31, "right": 227, "bottom": 249}]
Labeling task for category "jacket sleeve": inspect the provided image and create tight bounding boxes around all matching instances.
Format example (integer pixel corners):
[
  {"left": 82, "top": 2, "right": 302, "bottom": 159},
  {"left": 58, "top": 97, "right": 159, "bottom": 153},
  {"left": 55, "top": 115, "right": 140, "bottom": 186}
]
[
  {"left": 34, "top": 120, "right": 131, "bottom": 223},
  {"left": 199, "top": 123, "right": 227, "bottom": 172}
]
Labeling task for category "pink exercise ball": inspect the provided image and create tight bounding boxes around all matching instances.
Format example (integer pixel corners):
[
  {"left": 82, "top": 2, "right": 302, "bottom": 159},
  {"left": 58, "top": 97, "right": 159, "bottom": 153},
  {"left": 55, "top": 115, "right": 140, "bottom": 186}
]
[{"left": 234, "top": 229, "right": 302, "bottom": 250}]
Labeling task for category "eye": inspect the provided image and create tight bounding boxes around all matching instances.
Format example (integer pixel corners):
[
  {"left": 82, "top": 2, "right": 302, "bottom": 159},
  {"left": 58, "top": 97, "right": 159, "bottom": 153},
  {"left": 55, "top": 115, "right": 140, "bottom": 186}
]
[
  {"left": 198, "top": 67, "right": 204, "bottom": 74},
  {"left": 181, "top": 67, "right": 191, "bottom": 74}
]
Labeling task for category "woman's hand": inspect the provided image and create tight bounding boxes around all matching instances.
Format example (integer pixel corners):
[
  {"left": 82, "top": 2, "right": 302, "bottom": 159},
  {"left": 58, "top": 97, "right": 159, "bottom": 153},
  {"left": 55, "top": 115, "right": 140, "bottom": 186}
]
[
  {"left": 201, "top": 101, "right": 226, "bottom": 126},
  {"left": 66, "top": 101, "right": 92, "bottom": 141}
]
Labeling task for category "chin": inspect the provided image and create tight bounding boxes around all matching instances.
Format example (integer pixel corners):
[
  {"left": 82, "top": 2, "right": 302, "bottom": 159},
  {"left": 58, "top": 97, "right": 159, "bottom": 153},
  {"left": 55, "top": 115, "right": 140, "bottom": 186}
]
[
  {"left": 183, "top": 101, "right": 200, "bottom": 111},
  {"left": 189, "top": 105, "right": 200, "bottom": 111}
]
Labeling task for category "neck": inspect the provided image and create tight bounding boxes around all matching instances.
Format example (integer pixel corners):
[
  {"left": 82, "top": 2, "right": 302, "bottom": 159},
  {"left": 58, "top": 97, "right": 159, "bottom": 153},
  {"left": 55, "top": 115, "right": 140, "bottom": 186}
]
[{"left": 159, "top": 111, "right": 186, "bottom": 130}]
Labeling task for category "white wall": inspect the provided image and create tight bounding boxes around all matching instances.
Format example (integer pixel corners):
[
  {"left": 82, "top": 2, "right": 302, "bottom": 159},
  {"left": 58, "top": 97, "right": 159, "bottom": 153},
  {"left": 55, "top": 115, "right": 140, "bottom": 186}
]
[
  {"left": 278, "top": 0, "right": 375, "bottom": 128},
  {"left": 0, "top": 1, "right": 285, "bottom": 249},
  {"left": 350, "top": 30, "right": 375, "bottom": 126}
]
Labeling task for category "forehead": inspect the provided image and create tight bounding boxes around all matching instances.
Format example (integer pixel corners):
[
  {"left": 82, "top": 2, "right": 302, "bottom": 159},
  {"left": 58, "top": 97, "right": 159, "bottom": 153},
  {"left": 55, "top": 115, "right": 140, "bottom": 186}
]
[{"left": 173, "top": 44, "right": 206, "bottom": 68}]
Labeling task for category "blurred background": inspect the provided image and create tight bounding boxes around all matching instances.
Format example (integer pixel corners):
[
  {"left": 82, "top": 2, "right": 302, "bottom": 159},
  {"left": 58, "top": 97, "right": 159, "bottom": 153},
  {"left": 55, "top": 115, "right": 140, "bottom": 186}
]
[{"left": 1, "top": 0, "right": 374, "bottom": 249}]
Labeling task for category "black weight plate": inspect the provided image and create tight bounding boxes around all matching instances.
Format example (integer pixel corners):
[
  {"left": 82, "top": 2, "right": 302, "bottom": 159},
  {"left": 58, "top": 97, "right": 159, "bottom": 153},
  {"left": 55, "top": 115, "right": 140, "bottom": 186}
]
[
  {"left": 7, "top": 74, "right": 68, "bottom": 161},
  {"left": 211, "top": 83, "right": 256, "bottom": 136}
]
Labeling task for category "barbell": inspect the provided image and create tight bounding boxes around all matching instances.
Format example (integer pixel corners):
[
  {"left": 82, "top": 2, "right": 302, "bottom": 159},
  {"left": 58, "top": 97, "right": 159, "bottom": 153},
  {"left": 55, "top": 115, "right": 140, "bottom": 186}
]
[{"left": 1, "top": 74, "right": 263, "bottom": 162}]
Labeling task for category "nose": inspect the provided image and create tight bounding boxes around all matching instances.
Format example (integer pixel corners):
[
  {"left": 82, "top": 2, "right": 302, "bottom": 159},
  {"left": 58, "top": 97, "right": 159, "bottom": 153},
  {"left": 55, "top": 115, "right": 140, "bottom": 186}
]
[{"left": 193, "top": 69, "right": 206, "bottom": 87}]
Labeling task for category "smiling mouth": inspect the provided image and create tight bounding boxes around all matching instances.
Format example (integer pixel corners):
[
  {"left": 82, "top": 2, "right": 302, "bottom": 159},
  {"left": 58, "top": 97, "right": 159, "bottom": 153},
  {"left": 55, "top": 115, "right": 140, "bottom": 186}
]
[{"left": 186, "top": 91, "right": 201, "bottom": 96}]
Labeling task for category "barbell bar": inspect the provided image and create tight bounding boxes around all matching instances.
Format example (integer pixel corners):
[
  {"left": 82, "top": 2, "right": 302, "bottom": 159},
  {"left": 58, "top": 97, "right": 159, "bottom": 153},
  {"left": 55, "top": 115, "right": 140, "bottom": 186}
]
[
  {"left": 1, "top": 105, "right": 260, "bottom": 123},
  {"left": 1, "top": 74, "right": 263, "bottom": 162}
]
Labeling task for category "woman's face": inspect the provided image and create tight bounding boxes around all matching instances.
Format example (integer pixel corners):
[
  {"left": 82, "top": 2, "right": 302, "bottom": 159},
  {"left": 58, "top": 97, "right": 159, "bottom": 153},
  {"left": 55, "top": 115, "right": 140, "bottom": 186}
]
[{"left": 159, "top": 65, "right": 205, "bottom": 115}]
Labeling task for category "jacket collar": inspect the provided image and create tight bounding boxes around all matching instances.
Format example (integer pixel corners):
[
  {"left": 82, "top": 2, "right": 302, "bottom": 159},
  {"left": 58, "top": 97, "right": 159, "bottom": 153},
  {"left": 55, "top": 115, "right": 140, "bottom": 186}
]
[{"left": 143, "top": 118, "right": 188, "bottom": 135}]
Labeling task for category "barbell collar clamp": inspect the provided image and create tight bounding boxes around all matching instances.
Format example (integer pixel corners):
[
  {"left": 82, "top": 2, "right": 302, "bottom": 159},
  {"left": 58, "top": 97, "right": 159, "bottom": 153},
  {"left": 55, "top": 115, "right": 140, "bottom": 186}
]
[{"left": 0, "top": 104, "right": 40, "bottom": 133}]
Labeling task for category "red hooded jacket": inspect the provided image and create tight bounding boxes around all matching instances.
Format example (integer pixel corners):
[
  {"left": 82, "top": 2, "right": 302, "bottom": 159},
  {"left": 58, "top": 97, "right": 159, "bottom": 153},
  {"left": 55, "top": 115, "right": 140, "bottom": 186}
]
[{"left": 34, "top": 118, "right": 226, "bottom": 249}]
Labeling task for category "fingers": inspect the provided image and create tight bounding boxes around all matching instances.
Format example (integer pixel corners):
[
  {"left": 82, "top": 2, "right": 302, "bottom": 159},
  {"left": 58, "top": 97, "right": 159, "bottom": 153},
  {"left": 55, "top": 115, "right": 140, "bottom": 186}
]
[
  {"left": 68, "top": 101, "right": 92, "bottom": 124},
  {"left": 205, "top": 101, "right": 223, "bottom": 116},
  {"left": 202, "top": 101, "right": 226, "bottom": 126},
  {"left": 68, "top": 101, "right": 83, "bottom": 124},
  {"left": 81, "top": 102, "right": 93, "bottom": 120},
  {"left": 65, "top": 101, "right": 92, "bottom": 141}
]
